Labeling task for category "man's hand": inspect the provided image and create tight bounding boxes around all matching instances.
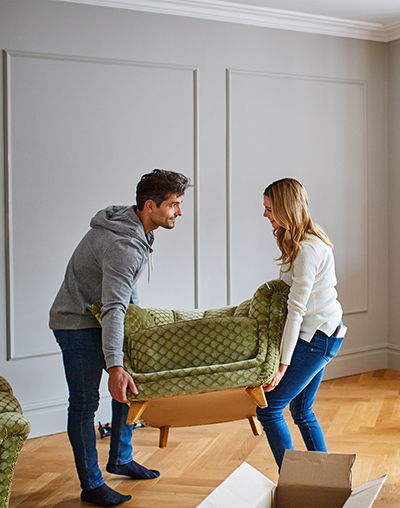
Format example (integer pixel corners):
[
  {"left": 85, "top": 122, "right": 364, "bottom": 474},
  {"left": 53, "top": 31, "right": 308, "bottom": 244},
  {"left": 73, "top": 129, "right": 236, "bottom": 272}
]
[
  {"left": 263, "top": 364, "right": 288, "bottom": 393},
  {"left": 108, "top": 366, "right": 138, "bottom": 403}
]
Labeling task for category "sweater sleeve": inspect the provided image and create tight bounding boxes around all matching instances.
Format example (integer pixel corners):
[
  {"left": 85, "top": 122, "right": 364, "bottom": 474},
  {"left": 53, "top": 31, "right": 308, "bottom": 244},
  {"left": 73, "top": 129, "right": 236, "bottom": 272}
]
[
  {"left": 280, "top": 242, "right": 320, "bottom": 365},
  {"left": 100, "top": 239, "right": 145, "bottom": 369}
]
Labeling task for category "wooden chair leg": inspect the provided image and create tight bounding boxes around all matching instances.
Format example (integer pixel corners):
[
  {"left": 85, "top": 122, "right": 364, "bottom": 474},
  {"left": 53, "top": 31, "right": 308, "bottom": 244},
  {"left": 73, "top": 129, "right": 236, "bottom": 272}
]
[
  {"left": 126, "top": 401, "right": 149, "bottom": 425},
  {"left": 159, "top": 426, "right": 170, "bottom": 448},
  {"left": 248, "top": 415, "right": 262, "bottom": 436},
  {"left": 246, "top": 386, "right": 267, "bottom": 408}
]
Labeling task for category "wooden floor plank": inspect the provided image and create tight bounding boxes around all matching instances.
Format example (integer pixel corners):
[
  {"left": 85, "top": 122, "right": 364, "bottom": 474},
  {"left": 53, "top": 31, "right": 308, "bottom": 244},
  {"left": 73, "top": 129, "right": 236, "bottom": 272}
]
[{"left": 9, "top": 369, "right": 400, "bottom": 507}]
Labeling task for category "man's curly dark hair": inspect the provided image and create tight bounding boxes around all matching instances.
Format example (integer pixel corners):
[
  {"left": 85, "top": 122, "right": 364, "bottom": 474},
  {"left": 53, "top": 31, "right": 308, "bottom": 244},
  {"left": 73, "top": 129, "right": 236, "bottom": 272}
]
[{"left": 136, "top": 169, "right": 191, "bottom": 210}]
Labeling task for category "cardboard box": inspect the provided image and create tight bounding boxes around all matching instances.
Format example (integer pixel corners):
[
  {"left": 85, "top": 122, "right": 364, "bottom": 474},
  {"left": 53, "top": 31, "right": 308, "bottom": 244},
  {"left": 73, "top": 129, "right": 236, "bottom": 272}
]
[{"left": 197, "top": 450, "right": 386, "bottom": 508}]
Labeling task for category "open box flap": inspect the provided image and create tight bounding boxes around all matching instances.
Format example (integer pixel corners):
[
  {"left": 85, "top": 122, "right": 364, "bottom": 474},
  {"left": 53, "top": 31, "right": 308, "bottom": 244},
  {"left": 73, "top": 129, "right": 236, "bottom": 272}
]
[
  {"left": 279, "top": 450, "right": 356, "bottom": 489},
  {"left": 342, "top": 476, "right": 387, "bottom": 508},
  {"left": 196, "top": 462, "right": 275, "bottom": 508}
]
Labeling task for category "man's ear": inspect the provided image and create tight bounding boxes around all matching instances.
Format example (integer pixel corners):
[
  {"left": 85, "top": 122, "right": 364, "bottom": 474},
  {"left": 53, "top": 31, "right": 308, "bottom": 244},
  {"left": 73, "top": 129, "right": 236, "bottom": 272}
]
[{"left": 143, "top": 200, "right": 156, "bottom": 214}]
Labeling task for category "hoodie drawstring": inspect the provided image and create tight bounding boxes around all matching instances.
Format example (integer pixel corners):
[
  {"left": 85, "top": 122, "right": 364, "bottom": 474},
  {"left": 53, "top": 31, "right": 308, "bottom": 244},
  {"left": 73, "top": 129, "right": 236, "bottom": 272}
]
[{"left": 148, "top": 248, "right": 153, "bottom": 283}]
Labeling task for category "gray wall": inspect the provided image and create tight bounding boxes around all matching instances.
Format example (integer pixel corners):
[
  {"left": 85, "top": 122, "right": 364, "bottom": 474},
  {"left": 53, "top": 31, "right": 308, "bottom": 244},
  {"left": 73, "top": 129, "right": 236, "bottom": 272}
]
[
  {"left": 389, "top": 39, "right": 400, "bottom": 368},
  {"left": 0, "top": 0, "right": 391, "bottom": 437}
]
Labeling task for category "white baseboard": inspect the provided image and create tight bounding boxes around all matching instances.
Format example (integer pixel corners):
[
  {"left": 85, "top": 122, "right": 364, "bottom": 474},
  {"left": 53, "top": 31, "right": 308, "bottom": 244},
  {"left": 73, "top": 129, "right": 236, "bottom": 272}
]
[
  {"left": 24, "top": 392, "right": 112, "bottom": 439},
  {"left": 387, "top": 344, "right": 400, "bottom": 371},
  {"left": 323, "top": 345, "right": 388, "bottom": 380}
]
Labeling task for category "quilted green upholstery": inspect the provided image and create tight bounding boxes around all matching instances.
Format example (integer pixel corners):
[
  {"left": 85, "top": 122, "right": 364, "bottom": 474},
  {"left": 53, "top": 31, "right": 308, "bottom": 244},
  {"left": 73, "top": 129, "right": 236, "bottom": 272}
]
[
  {"left": 127, "top": 316, "right": 259, "bottom": 374},
  {"left": 91, "top": 279, "right": 289, "bottom": 402},
  {"left": 0, "top": 377, "right": 30, "bottom": 508},
  {"left": 92, "top": 279, "right": 289, "bottom": 403},
  {"left": 92, "top": 301, "right": 155, "bottom": 339},
  {"left": 145, "top": 308, "right": 175, "bottom": 326}
]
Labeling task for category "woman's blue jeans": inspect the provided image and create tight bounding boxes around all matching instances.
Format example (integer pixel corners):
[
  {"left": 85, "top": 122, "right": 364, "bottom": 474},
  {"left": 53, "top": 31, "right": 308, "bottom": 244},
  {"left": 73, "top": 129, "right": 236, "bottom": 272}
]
[
  {"left": 256, "top": 329, "right": 343, "bottom": 469},
  {"left": 54, "top": 328, "right": 134, "bottom": 490}
]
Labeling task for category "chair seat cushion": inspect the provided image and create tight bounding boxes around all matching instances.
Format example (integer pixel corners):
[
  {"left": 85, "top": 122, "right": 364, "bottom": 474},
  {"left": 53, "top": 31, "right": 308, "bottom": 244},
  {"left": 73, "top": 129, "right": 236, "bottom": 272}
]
[{"left": 129, "top": 316, "right": 259, "bottom": 374}]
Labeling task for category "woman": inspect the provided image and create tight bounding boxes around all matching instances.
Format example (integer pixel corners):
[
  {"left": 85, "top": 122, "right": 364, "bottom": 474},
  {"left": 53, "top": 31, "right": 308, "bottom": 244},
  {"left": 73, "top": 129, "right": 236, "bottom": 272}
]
[{"left": 256, "top": 178, "right": 346, "bottom": 469}]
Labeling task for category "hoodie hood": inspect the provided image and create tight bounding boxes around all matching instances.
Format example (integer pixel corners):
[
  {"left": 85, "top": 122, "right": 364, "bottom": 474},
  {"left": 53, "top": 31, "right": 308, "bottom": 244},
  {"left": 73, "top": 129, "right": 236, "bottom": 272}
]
[{"left": 90, "top": 205, "right": 154, "bottom": 251}]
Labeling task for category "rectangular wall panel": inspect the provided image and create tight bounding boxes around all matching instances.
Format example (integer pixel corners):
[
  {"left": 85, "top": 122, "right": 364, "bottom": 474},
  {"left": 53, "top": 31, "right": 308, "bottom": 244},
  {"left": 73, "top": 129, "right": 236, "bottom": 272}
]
[
  {"left": 227, "top": 69, "right": 367, "bottom": 314},
  {"left": 4, "top": 50, "right": 198, "bottom": 359}
]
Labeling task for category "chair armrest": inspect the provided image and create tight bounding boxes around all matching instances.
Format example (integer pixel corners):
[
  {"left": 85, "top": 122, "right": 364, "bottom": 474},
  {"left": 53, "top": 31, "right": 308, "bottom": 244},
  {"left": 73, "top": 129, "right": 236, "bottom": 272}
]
[
  {"left": 0, "top": 412, "right": 31, "bottom": 442},
  {"left": 0, "top": 377, "right": 13, "bottom": 395},
  {"left": 0, "top": 411, "right": 30, "bottom": 508},
  {"left": 250, "top": 279, "right": 290, "bottom": 383}
]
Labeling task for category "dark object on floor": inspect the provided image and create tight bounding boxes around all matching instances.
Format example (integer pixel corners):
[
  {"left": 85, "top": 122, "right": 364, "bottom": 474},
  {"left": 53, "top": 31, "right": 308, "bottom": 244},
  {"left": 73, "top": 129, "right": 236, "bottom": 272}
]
[
  {"left": 98, "top": 421, "right": 145, "bottom": 438},
  {"left": 98, "top": 422, "right": 111, "bottom": 439}
]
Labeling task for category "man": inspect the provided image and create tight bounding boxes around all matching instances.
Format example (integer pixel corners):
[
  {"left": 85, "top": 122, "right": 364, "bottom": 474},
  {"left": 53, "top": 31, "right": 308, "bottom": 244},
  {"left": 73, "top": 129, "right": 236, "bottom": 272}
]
[{"left": 49, "top": 169, "right": 191, "bottom": 507}]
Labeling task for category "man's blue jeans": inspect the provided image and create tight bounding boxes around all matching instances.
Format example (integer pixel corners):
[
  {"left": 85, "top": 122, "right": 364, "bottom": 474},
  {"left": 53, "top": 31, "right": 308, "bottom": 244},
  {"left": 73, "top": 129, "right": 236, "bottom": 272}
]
[
  {"left": 54, "top": 328, "right": 134, "bottom": 490},
  {"left": 256, "top": 329, "right": 343, "bottom": 469}
]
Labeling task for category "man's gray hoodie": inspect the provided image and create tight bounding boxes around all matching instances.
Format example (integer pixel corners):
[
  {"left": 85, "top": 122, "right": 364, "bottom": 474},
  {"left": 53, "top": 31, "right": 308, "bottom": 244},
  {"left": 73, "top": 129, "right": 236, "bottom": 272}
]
[{"left": 49, "top": 205, "right": 154, "bottom": 369}]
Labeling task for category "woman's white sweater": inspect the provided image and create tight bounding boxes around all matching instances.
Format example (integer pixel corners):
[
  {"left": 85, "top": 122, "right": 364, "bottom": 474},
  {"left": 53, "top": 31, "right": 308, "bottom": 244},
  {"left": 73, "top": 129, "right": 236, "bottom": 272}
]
[{"left": 279, "top": 235, "right": 343, "bottom": 365}]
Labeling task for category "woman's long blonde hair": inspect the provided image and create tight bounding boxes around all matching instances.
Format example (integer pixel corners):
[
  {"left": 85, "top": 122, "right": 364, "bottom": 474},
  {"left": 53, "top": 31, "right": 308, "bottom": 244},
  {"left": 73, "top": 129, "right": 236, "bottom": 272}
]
[{"left": 264, "top": 178, "right": 333, "bottom": 272}]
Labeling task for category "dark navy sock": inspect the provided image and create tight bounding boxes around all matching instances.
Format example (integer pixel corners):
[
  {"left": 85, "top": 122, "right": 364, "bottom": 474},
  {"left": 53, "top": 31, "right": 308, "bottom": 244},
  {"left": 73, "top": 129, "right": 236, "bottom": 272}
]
[
  {"left": 81, "top": 484, "right": 131, "bottom": 507},
  {"left": 106, "top": 460, "right": 160, "bottom": 480}
]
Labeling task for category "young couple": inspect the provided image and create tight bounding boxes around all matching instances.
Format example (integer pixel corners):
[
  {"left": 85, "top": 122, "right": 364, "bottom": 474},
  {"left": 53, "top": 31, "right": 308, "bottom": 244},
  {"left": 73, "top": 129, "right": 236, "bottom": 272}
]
[{"left": 50, "top": 171, "right": 344, "bottom": 506}]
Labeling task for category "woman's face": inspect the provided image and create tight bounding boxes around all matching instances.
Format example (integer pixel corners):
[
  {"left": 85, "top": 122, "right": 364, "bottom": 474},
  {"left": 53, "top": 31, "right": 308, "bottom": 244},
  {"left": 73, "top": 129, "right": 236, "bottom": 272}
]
[{"left": 263, "top": 196, "right": 278, "bottom": 229}]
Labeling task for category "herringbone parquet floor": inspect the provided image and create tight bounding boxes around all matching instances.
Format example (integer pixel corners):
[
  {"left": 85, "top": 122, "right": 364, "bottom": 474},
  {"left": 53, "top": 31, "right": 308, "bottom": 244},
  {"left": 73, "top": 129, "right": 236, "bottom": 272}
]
[{"left": 9, "top": 369, "right": 400, "bottom": 507}]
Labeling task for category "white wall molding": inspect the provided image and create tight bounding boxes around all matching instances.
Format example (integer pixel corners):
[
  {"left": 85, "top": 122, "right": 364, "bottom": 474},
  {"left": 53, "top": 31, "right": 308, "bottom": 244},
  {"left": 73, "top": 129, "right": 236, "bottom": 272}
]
[
  {"left": 324, "top": 344, "right": 388, "bottom": 381},
  {"left": 3, "top": 49, "right": 199, "bottom": 359},
  {"left": 23, "top": 391, "right": 111, "bottom": 438},
  {"left": 388, "top": 343, "right": 400, "bottom": 371},
  {"left": 383, "top": 22, "right": 400, "bottom": 42},
  {"left": 52, "top": 0, "right": 400, "bottom": 42},
  {"left": 226, "top": 69, "right": 368, "bottom": 311}
]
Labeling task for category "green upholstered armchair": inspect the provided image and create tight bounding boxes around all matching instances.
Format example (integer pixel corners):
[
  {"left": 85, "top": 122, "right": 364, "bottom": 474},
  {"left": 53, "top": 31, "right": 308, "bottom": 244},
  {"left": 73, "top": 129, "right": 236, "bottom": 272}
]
[
  {"left": 92, "top": 279, "right": 289, "bottom": 447},
  {"left": 0, "top": 377, "right": 30, "bottom": 508}
]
